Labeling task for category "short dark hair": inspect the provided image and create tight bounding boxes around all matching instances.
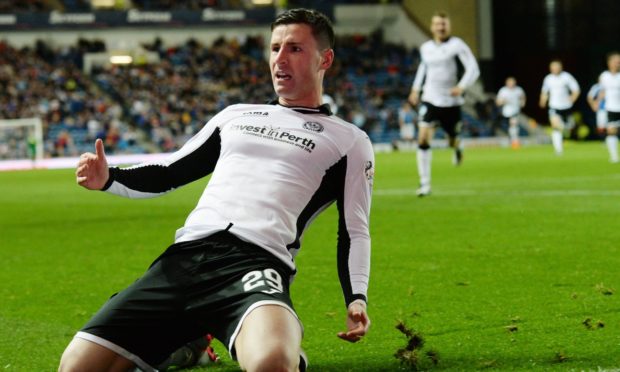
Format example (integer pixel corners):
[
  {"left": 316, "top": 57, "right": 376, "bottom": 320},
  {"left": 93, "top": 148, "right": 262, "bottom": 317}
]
[
  {"left": 271, "top": 8, "right": 335, "bottom": 50},
  {"left": 607, "top": 51, "right": 620, "bottom": 61},
  {"left": 433, "top": 11, "right": 449, "bottom": 19}
]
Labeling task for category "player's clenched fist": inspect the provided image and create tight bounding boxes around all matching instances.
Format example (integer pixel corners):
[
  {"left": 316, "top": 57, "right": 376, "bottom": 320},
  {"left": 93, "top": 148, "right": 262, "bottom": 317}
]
[{"left": 76, "top": 138, "right": 109, "bottom": 190}]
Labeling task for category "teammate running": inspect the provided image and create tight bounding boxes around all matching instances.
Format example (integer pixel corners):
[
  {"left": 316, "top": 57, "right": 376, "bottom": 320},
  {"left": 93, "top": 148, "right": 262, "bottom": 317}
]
[
  {"left": 594, "top": 51, "right": 620, "bottom": 163},
  {"left": 496, "top": 76, "right": 526, "bottom": 149},
  {"left": 409, "top": 11, "right": 480, "bottom": 197},
  {"left": 60, "top": 8, "right": 373, "bottom": 372},
  {"left": 539, "top": 59, "right": 580, "bottom": 155}
]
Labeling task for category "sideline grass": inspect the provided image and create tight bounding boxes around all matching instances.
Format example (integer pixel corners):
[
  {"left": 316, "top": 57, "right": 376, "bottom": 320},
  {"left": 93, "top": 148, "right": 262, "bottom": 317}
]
[{"left": 1, "top": 142, "right": 619, "bottom": 371}]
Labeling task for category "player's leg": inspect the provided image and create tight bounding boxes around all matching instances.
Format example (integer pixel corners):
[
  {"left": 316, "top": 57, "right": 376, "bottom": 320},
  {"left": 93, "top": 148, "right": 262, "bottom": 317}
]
[
  {"left": 442, "top": 107, "right": 463, "bottom": 166},
  {"left": 508, "top": 116, "right": 520, "bottom": 148},
  {"left": 59, "top": 337, "right": 136, "bottom": 372},
  {"left": 549, "top": 111, "right": 565, "bottom": 155},
  {"left": 416, "top": 123, "right": 433, "bottom": 196},
  {"left": 605, "top": 112, "right": 620, "bottom": 163},
  {"left": 59, "top": 238, "right": 220, "bottom": 372},
  {"left": 235, "top": 304, "right": 303, "bottom": 372},
  {"left": 448, "top": 135, "right": 463, "bottom": 165}
]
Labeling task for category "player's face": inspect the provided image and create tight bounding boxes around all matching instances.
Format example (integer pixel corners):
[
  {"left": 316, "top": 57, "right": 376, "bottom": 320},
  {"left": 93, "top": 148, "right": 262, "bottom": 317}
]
[
  {"left": 270, "top": 23, "right": 333, "bottom": 107},
  {"left": 430, "top": 16, "right": 451, "bottom": 41},
  {"left": 550, "top": 61, "right": 562, "bottom": 74},
  {"left": 608, "top": 55, "right": 620, "bottom": 73},
  {"left": 506, "top": 77, "right": 516, "bottom": 87}
]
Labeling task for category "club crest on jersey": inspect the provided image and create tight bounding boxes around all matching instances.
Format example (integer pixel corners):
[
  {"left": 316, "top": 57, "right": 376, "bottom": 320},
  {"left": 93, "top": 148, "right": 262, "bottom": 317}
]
[
  {"left": 302, "top": 121, "right": 324, "bottom": 133},
  {"left": 364, "top": 161, "right": 374, "bottom": 182}
]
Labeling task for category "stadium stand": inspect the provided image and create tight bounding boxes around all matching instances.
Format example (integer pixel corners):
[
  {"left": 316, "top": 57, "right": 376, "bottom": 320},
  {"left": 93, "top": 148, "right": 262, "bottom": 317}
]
[{"left": 0, "top": 2, "right": 498, "bottom": 158}]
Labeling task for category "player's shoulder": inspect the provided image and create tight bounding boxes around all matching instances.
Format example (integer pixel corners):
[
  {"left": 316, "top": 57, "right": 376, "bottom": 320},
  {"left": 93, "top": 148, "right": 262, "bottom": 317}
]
[
  {"left": 420, "top": 39, "right": 434, "bottom": 48},
  {"left": 445, "top": 36, "right": 470, "bottom": 50},
  {"left": 447, "top": 36, "right": 466, "bottom": 45},
  {"left": 561, "top": 71, "right": 577, "bottom": 80},
  {"left": 326, "top": 115, "right": 372, "bottom": 147}
]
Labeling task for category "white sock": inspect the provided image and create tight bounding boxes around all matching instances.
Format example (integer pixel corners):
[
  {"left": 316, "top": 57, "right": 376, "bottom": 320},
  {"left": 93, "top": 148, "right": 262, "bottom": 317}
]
[
  {"left": 606, "top": 135, "right": 619, "bottom": 162},
  {"left": 551, "top": 130, "right": 563, "bottom": 154},
  {"left": 417, "top": 147, "right": 432, "bottom": 188},
  {"left": 509, "top": 126, "right": 519, "bottom": 142}
]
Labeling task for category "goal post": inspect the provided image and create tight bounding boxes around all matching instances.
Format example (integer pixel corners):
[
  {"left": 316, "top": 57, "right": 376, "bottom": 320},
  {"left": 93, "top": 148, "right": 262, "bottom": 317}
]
[{"left": 0, "top": 117, "right": 44, "bottom": 161}]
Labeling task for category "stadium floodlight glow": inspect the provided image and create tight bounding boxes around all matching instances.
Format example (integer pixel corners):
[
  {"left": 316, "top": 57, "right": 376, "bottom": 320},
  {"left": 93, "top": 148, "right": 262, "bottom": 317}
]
[{"left": 109, "top": 55, "right": 133, "bottom": 64}]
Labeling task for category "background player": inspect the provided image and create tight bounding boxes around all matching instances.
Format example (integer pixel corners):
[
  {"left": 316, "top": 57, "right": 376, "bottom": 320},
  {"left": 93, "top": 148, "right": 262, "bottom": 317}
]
[
  {"left": 587, "top": 82, "right": 607, "bottom": 136},
  {"left": 539, "top": 59, "right": 580, "bottom": 155},
  {"left": 408, "top": 11, "right": 480, "bottom": 197},
  {"left": 594, "top": 51, "right": 620, "bottom": 163},
  {"left": 496, "top": 76, "right": 526, "bottom": 149}
]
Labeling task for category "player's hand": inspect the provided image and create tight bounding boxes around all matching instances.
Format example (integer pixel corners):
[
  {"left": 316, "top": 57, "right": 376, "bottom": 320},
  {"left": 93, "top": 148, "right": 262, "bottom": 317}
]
[
  {"left": 76, "top": 138, "right": 109, "bottom": 190},
  {"left": 337, "top": 300, "right": 370, "bottom": 343},
  {"left": 450, "top": 86, "right": 463, "bottom": 97},
  {"left": 408, "top": 91, "right": 420, "bottom": 106}
]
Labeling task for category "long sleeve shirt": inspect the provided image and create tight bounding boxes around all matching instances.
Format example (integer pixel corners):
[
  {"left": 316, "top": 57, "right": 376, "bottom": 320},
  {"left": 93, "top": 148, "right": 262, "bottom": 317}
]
[{"left": 102, "top": 102, "right": 375, "bottom": 306}]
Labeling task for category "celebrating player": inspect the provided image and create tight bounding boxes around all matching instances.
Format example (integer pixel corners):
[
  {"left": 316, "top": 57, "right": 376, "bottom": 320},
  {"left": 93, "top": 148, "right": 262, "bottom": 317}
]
[
  {"left": 408, "top": 11, "right": 480, "bottom": 197},
  {"left": 496, "top": 76, "right": 527, "bottom": 149},
  {"left": 539, "top": 59, "right": 580, "bottom": 155},
  {"left": 60, "top": 8, "right": 373, "bottom": 372}
]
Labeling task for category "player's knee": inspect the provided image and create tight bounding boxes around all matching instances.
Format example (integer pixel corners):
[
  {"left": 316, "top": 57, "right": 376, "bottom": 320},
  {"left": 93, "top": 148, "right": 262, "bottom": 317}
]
[
  {"left": 242, "top": 345, "right": 298, "bottom": 372},
  {"left": 58, "top": 347, "right": 83, "bottom": 372}
]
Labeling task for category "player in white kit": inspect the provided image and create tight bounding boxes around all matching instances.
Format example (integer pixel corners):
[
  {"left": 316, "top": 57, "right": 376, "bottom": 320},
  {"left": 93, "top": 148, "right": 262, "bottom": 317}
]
[
  {"left": 539, "top": 59, "right": 580, "bottom": 155},
  {"left": 496, "top": 76, "right": 526, "bottom": 149},
  {"left": 408, "top": 11, "right": 480, "bottom": 196},
  {"left": 60, "top": 9, "right": 373, "bottom": 372},
  {"left": 593, "top": 51, "right": 620, "bottom": 163}
]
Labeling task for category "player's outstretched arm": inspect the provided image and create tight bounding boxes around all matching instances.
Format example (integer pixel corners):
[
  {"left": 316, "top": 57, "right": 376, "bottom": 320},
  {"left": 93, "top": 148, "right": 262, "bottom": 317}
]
[
  {"left": 76, "top": 138, "right": 109, "bottom": 190},
  {"left": 337, "top": 300, "right": 370, "bottom": 343}
]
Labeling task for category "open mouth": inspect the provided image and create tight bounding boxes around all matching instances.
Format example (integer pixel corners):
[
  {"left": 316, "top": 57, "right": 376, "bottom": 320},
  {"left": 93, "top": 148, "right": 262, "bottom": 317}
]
[{"left": 275, "top": 71, "right": 292, "bottom": 80}]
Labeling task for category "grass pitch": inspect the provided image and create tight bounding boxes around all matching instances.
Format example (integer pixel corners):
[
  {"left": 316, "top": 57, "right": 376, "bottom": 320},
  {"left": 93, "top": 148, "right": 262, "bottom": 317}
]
[{"left": 1, "top": 142, "right": 619, "bottom": 371}]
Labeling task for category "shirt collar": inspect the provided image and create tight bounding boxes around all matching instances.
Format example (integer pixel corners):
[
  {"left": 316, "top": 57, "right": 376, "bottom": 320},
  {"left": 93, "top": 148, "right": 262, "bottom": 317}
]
[{"left": 268, "top": 98, "right": 333, "bottom": 116}]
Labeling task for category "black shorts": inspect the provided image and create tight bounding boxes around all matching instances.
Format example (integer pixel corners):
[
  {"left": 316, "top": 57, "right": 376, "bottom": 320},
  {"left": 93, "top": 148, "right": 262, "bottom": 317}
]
[
  {"left": 77, "top": 231, "right": 297, "bottom": 370},
  {"left": 607, "top": 111, "right": 620, "bottom": 126},
  {"left": 548, "top": 108, "right": 572, "bottom": 123},
  {"left": 418, "top": 102, "right": 462, "bottom": 137}
]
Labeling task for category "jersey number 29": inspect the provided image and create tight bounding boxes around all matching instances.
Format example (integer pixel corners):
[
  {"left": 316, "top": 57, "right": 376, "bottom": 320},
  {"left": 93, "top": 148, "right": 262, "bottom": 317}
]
[{"left": 242, "top": 269, "right": 284, "bottom": 294}]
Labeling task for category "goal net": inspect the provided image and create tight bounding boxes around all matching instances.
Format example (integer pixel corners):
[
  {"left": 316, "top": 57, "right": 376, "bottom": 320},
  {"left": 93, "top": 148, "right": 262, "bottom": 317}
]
[{"left": 0, "top": 118, "right": 44, "bottom": 161}]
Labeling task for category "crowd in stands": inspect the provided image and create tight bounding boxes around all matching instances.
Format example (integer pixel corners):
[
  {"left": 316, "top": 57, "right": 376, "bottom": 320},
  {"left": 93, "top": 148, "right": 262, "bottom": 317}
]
[
  {"left": 0, "top": 39, "right": 143, "bottom": 158},
  {"left": 1, "top": 28, "right": 498, "bottom": 159}
]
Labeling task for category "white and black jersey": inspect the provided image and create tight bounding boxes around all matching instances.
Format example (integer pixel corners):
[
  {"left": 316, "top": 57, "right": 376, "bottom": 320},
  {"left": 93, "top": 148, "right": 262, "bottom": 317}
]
[
  {"left": 412, "top": 36, "right": 480, "bottom": 107},
  {"left": 599, "top": 71, "right": 620, "bottom": 113},
  {"left": 102, "top": 102, "right": 374, "bottom": 306},
  {"left": 541, "top": 71, "right": 580, "bottom": 110},
  {"left": 497, "top": 86, "right": 525, "bottom": 118}
]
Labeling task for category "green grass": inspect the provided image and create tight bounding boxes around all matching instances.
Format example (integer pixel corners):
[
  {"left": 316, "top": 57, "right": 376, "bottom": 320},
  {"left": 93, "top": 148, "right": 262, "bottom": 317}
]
[{"left": 1, "top": 141, "right": 620, "bottom": 371}]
